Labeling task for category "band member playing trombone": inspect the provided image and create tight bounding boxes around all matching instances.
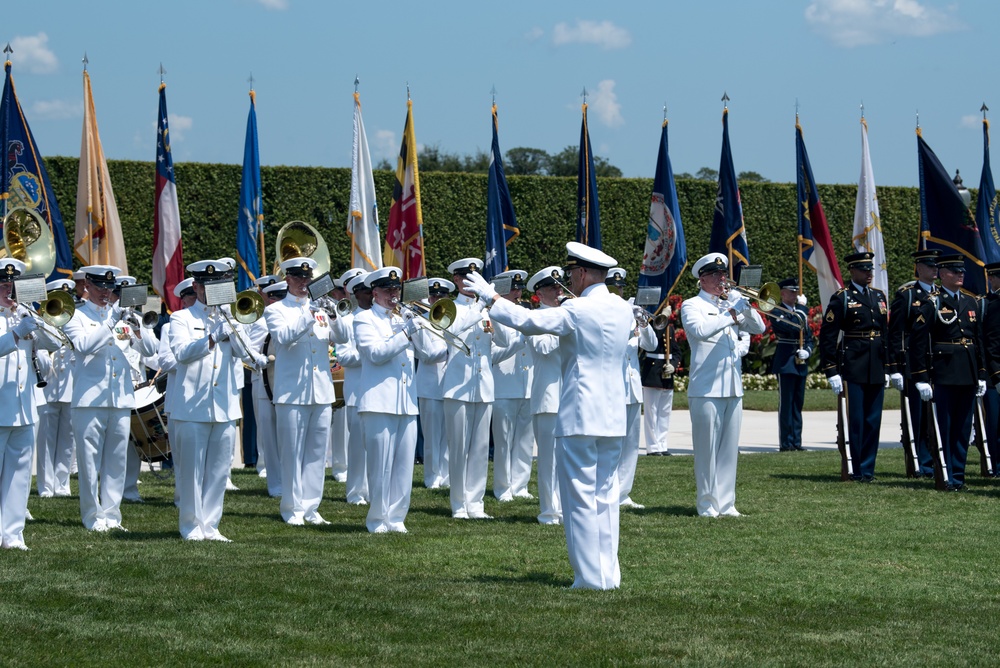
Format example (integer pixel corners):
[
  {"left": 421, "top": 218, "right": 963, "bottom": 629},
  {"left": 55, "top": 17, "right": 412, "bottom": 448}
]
[
  {"left": 0, "top": 259, "right": 60, "bottom": 550},
  {"left": 264, "top": 257, "right": 336, "bottom": 526},
  {"left": 247, "top": 278, "right": 285, "bottom": 497},
  {"left": 909, "top": 254, "right": 985, "bottom": 491},
  {"left": 682, "top": 253, "right": 766, "bottom": 517},
  {"left": 463, "top": 242, "right": 633, "bottom": 590},
  {"left": 819, "top": 251, "right": 889, "bottom": 483},
  {"left": 63, "top": 265, "right": 157, "bottom": 532},
  {"left": 167, "top": 259, "right": 258, "bottom": 541},
  {"left": 771, "top": 277, "right": 813, "bottom": 452},
  {"left": 353, "top": 267, "right": 446, "bottom": 533},
  {"left": 415, "top": 278, "right": 455, "bottom": 489}
]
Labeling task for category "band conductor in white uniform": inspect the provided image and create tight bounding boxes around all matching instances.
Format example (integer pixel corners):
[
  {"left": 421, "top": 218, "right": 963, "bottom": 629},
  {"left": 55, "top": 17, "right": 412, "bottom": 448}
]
[
  {"left": 464, "top": 242, "right": 634, "bottom": 590},
  {"left": 681, "top": 253, "right": 766, "bottom": 518}
]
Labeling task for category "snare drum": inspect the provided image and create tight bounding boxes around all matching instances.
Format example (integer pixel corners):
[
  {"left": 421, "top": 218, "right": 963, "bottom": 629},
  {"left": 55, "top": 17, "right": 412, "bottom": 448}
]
[{"left": 131, "top": 385, "right": 170, "bottom": 463}]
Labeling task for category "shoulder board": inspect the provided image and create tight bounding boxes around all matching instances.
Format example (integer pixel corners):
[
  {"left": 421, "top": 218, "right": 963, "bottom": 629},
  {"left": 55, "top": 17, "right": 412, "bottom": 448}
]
[
  {"left": 834, "top": 287, "right": 847, "bottom": 295},
  {"left": 895, "top": 280, "right": 916, "bottom": 293},
  {"left": 871, "top": 287, "right": 887, "bottom": 297},
  {"left": 960, "top": 288, "right": 981, "bottom": 299}
]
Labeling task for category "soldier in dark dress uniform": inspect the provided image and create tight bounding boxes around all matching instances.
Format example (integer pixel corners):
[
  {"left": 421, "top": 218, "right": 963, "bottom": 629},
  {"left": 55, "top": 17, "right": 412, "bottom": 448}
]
[
  {"left": 980, "top": 262, "right": 1000, "bottom": 477},
  {"left": 909, "top": 254, "right": 986, "bottom": 491},
  {"left": 819, "top": 251, "right": 889, "bottom": 482},
  {"left": 639, "top": 312, "right": 682, "bottom": 457},
  {"left": 770, "top": 278, "right": 813, "bottom": 451}
]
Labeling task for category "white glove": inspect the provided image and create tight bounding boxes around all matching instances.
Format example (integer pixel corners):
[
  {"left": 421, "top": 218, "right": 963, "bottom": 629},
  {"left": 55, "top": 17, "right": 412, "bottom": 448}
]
[
  {"left": 730, "top": 295, "right": 751, "bottom": 314},
  {"left": 977, "top": 380, "right": 987, "bottom": 397},
  {"left": 400, "top": 308, "right": 416, "bottom": 322},
  {"left": 795, "top": 349, "right": 810, "bottom": 361},
  {"left": 797, "top": 294, "right": 807, "bottom": 306},
  {"left": 889, "top": 373, "right": 904, "bottom": 391},
  {"left": 13, "top": 317, "right": 37, "bottom": 338},
  {"left": 884, "top": 374, "right": 891, "bottom": 388},
  {"left": 403, "top": 317, "right": 419, "bottom": 337},
  {"left": 253, "top": 353, "right": 270, "bottom": 369},
  {"left": 915, "top": 382, "right": 933, "bottom": 402},
  {"left": 211, "top": 319, "right": 232, "bottom": 342},
  {"left": 462, "top": 271, "right": 499, "bottom": 303},
  {"left": 123, "top": 311, "right": 142, "bottom": 329},
  {"left": 627, "top": 297, "right": 635, "bottom": 306},
  {"left": 828, "top": 374, "right": 843, "bottom": 395},
  {"left": 663, "top": 363, "right": 675, "bottom": 376}
]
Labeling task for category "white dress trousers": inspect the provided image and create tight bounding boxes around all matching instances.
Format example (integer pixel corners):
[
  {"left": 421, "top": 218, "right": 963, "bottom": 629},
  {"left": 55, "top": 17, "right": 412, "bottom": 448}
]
[
  {"left": 642, "top": 387, "right": 674, "bottom": 455},
  {"left": 491, "top": 322, "right": 534, "bottom": 500},
  {"left": 35, "top": 347, "right": 75, "bottom": 496},
  {"left": 333, "top": 309, "right": 366, "bottom": 504}
]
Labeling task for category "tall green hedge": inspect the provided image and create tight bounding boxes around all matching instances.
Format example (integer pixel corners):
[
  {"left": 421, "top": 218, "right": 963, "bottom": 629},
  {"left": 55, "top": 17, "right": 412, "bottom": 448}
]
[{"left": 44, "top": 156, "right": 929, "bottom": 299}]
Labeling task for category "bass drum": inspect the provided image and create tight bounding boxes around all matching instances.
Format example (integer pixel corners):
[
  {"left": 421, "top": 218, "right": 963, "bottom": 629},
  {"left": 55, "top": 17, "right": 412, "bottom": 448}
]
[
  {"left": 130, "top": 384, "right": 170, "bottom": 477},
  {"left": 263, "top": 333, "right": 345, "bottom": 409}
]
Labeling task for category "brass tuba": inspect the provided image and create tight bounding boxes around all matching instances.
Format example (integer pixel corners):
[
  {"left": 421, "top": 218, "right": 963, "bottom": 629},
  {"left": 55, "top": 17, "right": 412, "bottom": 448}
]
[
  {"left": 273, "top": 220, "right": 330, "bottom": 278},
  {"left": 1, "top": 207, "right": 56, "bottom": 276}
]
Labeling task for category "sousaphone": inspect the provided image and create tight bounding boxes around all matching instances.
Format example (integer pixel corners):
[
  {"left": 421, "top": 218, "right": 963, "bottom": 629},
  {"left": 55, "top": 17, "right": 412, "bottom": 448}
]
[{"left": 273, "top": 220, "right": 330, "bottom": 278}]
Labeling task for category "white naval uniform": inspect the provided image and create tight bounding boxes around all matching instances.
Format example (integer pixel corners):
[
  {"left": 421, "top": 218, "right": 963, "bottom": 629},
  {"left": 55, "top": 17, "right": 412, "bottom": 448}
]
[
  {"left": 246, "top": 318, "right": 281, "bottom": 496},
  {"left": 354, "top": 304, "right": 445, "bottom": 532},
  {"left": 491, "top": 321, "right": 534, "bottom": 501},
  {"left": 415, "top": 338, "right": 448, "bottom": 489},
  {"left": 35, "top": 345, "right": 75, "bottom": 497},
  {"left": 621, "top": 323, "right": 657, "bottom": 504},
  {"left": 489, "top": 283, "right": 633, "bottom": 590},
  {"left": 681, "top": 290, "right": 765, "bottom": 517},
  {"left": 168, "top": 302, "right": 251, "bottom": 540},
  {"left": 62, "top": 302, "right": 156, "bottom": 530},
  {"left": 264, "top": 294, "right": 336, "bottom": 524},
  {"left": 529, "top": 304, "right": 562, "bottom": 525},
  {"left": 440, "top": 294, "right": 508, "bottom": 518},
  {"left": 0, "top": 308, "right": 56, "bottom": 548},
  {"left": 331, "top": 309, "right": 365, "bottom": 503},
  {"left": 123, "top": 323, "right": 158, "bottom": 502}
]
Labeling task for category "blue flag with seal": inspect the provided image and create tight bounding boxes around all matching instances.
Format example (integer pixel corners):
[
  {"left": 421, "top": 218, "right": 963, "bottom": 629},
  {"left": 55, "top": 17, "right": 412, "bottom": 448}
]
[
  {"left": 639, "top": 118, "right": 686, "bottom": 310},
  {"left": 709, "top": 107, "right": 748, "bottom": 281},
  {"left": 236, "top": 89, "right": 263, "bottom": 291},
  {"left": 576, "top": 102, "right": 601, "bottom": 250},
  {"left": 975, "top": 117, "right": 1000, "bottom": 265},
  {"left": 0, "top": 58, "right": 73, "bottom": 280},
  {"left": 484, "top": 103, "right": 518, "bottom": 281},
  {"left": 918, "top": 128, "right": 986, "bottom": 294}
]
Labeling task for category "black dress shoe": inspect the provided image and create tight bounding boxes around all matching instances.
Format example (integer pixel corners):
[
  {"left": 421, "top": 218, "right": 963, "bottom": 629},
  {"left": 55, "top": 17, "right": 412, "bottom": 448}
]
[
  {"left": 793, "top": 445, "right": 806, "bottom": 451},
  {"left": 860, "top": 475, "right": 876, "bottom": 483}
]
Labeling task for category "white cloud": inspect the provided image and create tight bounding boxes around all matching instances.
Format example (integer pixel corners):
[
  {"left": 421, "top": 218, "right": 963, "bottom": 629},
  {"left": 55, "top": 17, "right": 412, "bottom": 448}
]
[
  {"left": 257, "top": 0, "right": 289, "bottom": 9},
  {"left": 552, "top": 20, "right": 631, "bottom": 50},
  {"left": 960, "top": 114, "right": 982, "bottom": 130},
  {"left": 589, "top": 79, "right": 623, "bottom": 128},
  {"left": 524, "top": 26, "right": 544, "bottom": 42},
  {"left": 375, "top": 129, "right": 397, "bottom": 159},
  {"left": 804, "top": 0, "right": 964, "bottom": 47},
  {"left": 10, "top": 33, "right": 58, "bottom": 74},
  {"left": 30, "top": 99, "right": 81, "bottom": 120}
]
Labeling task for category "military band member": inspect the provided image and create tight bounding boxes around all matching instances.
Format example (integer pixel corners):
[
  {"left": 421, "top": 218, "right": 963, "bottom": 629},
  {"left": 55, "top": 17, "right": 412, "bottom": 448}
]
[
  {"left": 605, "top": 268, "right": 657, "bottom": 509},
  {"left": 640, "top": 303, "right": 681, "bottom": 457},
  {"left": 771, "top": 278, "right": 813, "bottom": 452},
  {"left": 353, "top": 267, "right": 446, "bottom": 533},
  {"left": 981, "top": 262, "right": 1000, "bottom": 476},
  {"left": 35, "top": 277, "right": 76, "bottom": 498},
  {"left": 240, "top": 275, "right": 279, "bottom": 476},
  {"left": 263, "top": 257, "right": 336, "bottom": 525},
  {"left": 158, "top": 277, "right": 195, "bottom": 503},
  {"left": 168, "top": 259, "right": 257, "bottom": 541},
  {"left": 682, "top": 253, "right": 766, "bottom": 517},
  {"left": 442, "top": 258, "right": 509, "bottom": 520},
  {"left": 526, "top": 267, "right": 564, "bottom": 525},
  {"left": 490, "top": 269, "right": 535, "bottom": 502},
  {"left": 464, "top": 242, "right": 633, "bottom": 590},
  {"left": 63, "top": 265, "right": 157, "bottom": 531},
  {"left": 415, "top": 278, "right": 454, "bottom": 489},
  {"left": 819, "top": 251, "right": 889, "bottom": 483},
  {"left": 325, "top": 270, "right": 359, "bottom": 483},
  {"left": 0, "top": 259, "right": 58, "bottom": 550},
  {"left": 332, "top": 269, "right": 369, "bottom": 505},
  {"left": 247, "top": 277, "right": 284, "bottom": 496},
  {"left": 910, "top": 254, "right": 986, "bottom": 491},
  {"left": 887, "top": 249, "right": 940, "bottom": 477}
]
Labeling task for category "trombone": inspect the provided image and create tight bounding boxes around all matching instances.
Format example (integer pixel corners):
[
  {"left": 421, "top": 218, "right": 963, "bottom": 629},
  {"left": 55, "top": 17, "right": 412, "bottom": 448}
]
[
  {"left": 212, "top": 289, "right": 265, "bottom": 359},
  {"left": 721, "top": 279, "right": 806, "bottom": 330},
  {"left": 392, "top": 297, "right": 471, "bottom": 356},
  {"left": 18, "top": 290, "right": 77, "bottom": 351}
]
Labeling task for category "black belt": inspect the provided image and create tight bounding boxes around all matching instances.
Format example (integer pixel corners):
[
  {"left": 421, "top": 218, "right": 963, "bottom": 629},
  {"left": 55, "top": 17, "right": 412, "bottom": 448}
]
[
  {"left": 939, "top": 338, "right": 975, "bottom": 346},
  {"left": 776, "top": 338, "right": 801, "bottom": 344},
  {"left": 844, "top": 330, "right": 881, "bottom": 339}
]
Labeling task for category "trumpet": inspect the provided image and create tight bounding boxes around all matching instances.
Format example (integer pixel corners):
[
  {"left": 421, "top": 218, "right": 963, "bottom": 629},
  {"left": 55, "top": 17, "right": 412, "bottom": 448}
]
[
  {"left": 392, "top": 297, "right": 471, "bottom": 355},
  {"left": 721, "top": 279, "right": 806, "bottom": 330},
  {"left": 211, "top": 290, "right": 265, "bottom": 359},
  {"left": 311, "top": 296, "right": 353, "bottom": 319},
  {"left": 633, "top": 306, "right": 669, "bottom": 331}
]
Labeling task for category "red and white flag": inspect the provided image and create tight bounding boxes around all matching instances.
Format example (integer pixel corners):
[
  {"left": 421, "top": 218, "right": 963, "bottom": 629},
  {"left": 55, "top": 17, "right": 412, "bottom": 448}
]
[
  {"left": 383, "top": 98, "right": 424, "bottom": 279},
  {"left": 152, "top": 82, "right": 184, "bottom": 312}
]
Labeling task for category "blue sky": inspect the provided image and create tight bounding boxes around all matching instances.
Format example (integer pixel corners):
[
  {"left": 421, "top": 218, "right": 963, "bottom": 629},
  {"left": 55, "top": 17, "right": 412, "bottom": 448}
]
[{"left": 6, "top": 0, "right": 995, "bottom": 188}]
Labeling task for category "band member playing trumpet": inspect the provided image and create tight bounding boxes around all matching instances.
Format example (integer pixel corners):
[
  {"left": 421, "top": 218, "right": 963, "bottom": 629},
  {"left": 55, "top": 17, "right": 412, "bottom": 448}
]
[
  {"left": 247, "top": 278, "right": 285, "bottom": 497},
  {"left": 771, "top": 278, "right": 813, "bottom": 452},
  {"left": 415, "top": 278, "right": 455, "bottom": 489},
  {"left": 332, "top": 269, "right": 369, "bottom": 506},
  {"left": 264, "top": 257, "right": 336, "bottom": 525},
  {"left": 63, "top": 265, "right": 157, "bottom": 532},
  {"left": 682, "top": 253, "right": 766, "bottom": 517},
  {"left": 0, "top": 259, "right": 60, "bottom": 550},
  {"left": 167, "top": 259, "right": 259, "bottom": 541},
  {"left": 353, "top": 267, "right": 446, "bottom": 533}
]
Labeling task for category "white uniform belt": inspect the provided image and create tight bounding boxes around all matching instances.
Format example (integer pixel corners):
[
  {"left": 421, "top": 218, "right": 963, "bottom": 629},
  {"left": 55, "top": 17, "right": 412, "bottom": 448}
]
[{"left": 644, "top": 353, "right": 667, "bottom": 360}]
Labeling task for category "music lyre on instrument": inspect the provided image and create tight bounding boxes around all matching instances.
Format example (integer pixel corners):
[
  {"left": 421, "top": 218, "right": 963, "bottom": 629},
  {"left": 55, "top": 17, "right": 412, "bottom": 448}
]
[
  {"left": 12, "top": 274, "right": 76, "bottom": 351},
  {"left": 395, "top": 277, "right": 470, "bottom": 355},
  {"left": 634, "top": 286, "right": 669, "bottom": 330}
]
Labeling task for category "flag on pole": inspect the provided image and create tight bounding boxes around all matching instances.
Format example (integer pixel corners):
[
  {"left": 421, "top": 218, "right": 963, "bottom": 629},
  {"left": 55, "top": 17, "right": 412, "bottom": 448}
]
[
  {"left": 708, "top": 107, "right": 748, "bottom": 280},
  {"left": 75, "top": 67, "right": 127, "bottom": 273},
  {"left": 852, "top": 117, "right": 888, "bottom": 296},
  {"left": 152, "top": 81, "right": 184, "bottom": 311},
  {"left": 383, "top": 98, "right": 424, "bottom": 279},
  {"left": 347, "top": 90, "right": 381, "bottom": 272},
  {"left": 975, "top": 116, "right": 1000, "bottom": 265},
  {"left": 918, "top": 128, "right": 986, "bottom": 293},
  {"left": 484, "top": 103, "right": 519, "bottom": 280},
  {"left": 236, "top": 89, "right": 263, "bottom": 291},
  {"left": 0, "top": 58, "right": 73, "bottom": 280},
  {"left": 796, "top": 118, "right": 842, "bottom": 310},
  {"left": 576, "top": 101, "right": 601, "bottom": 249},
  {"left": 638, "top": 118, "right": 686, "bottom": 308}
]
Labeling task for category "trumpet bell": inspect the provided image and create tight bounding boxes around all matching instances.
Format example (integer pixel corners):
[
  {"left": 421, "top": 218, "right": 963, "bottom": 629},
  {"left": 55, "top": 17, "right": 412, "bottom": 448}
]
[
  {"left": 651, "top": 314, "right": 669, "bottom": 331},
  {"left": 2, "top": 207, "right": 56, "bottom": 277},
  {"left": 274, "top": 220, "right": 330, "bottom": 278},
  {"left": 336, "top": 299, "right": 353, "bottom": 317},
  {"left": 753, "top": 282, "right": 781, "bottom": 313},
  {"left": 141, "top": 311, "right": 160, "bottom": 328},
  {"left": 429, "top": 298, "right": 457, "bottom": 329},
  {"left": 232, "top": 290, "right": 265, "bottom": 324},
  {"left": 41, "top": 290, "right": 75, "bottom": 328}
]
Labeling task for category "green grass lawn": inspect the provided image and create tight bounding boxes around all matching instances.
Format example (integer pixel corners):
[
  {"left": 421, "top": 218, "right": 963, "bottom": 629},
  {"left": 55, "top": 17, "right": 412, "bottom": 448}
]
[
  {"left": 673, "top": 388, "right": 902, "bottom": 412},
  {"left": 3, "top": 452, "right": 998, "bottom": 666}
]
